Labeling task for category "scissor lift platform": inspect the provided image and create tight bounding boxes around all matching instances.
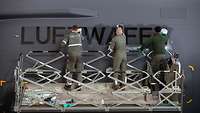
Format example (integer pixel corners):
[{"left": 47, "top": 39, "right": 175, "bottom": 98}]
[
  {"left": 14, "top": 50, "right": 183, "bottom": 112},
  {"left": 17, "top": 83, "right": 181, "bottom": 112}
]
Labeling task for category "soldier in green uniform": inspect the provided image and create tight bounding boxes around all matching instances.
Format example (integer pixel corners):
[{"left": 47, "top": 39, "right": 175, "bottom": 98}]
[
  {"left": 61, "top": 25, "right": 83, "bottom": 90},
  {"left": 110, "top": 24, "right": 127, "bottom": 90},
  {"left": 142, "top": 26, "right": 169, "bottom": 91}
]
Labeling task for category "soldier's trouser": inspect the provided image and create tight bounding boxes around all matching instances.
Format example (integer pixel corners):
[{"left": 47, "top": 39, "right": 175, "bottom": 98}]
[
  {"left": 164, "top": 64, "right": 180, "bottom": 102},
  {"left": 151, "top": 54, "right": 168, "bottom": 91},
  {"left": 113, "top": 52, "right": 127, "bottom": 84},
  {"left": 66, "top": 47, "right": 82, "bottom": 87},
  {"left": 143, "top": 61, "right": 153, "bottom": 87}
]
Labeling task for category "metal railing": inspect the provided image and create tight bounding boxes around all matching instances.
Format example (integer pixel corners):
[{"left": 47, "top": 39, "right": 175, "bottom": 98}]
[{"left": 14, "top": 49, "right": 183, "bottom": 112}]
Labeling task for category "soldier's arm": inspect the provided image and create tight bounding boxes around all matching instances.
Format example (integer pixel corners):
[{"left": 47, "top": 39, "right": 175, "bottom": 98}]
[
  {"left": 142, "top": 37, "right": 152, "bottom": 50},
  {"left": 78, "top": 28, "right": 85, "bottom": 40},
  {"left": 165, "top": 36, "right": 169, "bottom": 45},
  {"left": 60, "top": 30, "right": 69, "bottom": 47},
  {"left": 110, "top": 38, "right": 116, "bottom": 51}
]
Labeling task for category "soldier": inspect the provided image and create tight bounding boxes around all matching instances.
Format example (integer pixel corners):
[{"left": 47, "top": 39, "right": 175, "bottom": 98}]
[
  {"left": 110, "top": 24, "right": 127, "bottom": 90},
  {"left": 142, "top": 26, "right": 169, "bottom": 91},
  {"left": 61, "top": 25, "right": 83, "bottom": 90}
]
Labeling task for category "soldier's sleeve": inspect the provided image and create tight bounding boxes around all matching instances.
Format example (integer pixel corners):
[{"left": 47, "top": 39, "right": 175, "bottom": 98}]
[
  {"left": 165, "top": 36, "right": 169, "bottom": 45},
  {"left": 78, "top": 28, "right": 84, "bottom": 40},
  {"left": 60, "top": 30, "right": 69, "bottom": 47},
  {"left": 110, "top": 37, "right": 116, "bottom": 50},
  {"left": 142, "top": 36, "right": 152, "bottom": 49}
]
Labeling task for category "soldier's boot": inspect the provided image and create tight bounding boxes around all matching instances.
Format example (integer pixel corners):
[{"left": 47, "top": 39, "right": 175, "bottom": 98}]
[
  {"left": 112, "top": 82, "right": 121, "bottom": 90},
  {"left": 71, "top": 83, "right": 81, "bottom": 91},
  {"left": 71, "top": 72, "right": 82, "bottom": 91},
  {"left": 112, "top": 72, "right": 121, "bottom": 90},
  {"left": 119, "top": 72, "right": 126, "bottom": 90},
  {"left": 64, "top": 72, "right": 73, "bottom": 91}
]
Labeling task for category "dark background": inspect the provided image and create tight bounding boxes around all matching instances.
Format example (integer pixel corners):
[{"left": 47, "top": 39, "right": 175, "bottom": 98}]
[{"left": 0, "top": 0, "right": 199, "bottom": 112}]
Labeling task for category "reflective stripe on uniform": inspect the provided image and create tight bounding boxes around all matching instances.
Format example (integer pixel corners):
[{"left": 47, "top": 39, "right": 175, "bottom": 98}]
[
  {"left": 62, "top": 40, "right": 67, "bottom": 44},
  {"left": 68, "top": 44, "right": 82, "bottom": 47}
]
